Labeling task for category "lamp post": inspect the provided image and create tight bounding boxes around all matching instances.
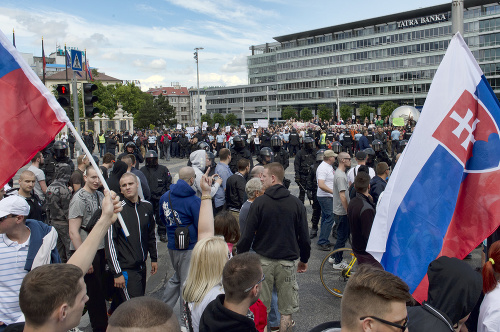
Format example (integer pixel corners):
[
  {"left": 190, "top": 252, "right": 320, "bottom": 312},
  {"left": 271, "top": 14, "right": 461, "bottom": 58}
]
[
  {"left": 194, "top": 47, "right": 204, "bottom": 126},
  {"left": 266, "top": 86, "right": 270, "bottom": 122},
  {"left": 242, "top": 87, "right": 245, "bottom": 125}
]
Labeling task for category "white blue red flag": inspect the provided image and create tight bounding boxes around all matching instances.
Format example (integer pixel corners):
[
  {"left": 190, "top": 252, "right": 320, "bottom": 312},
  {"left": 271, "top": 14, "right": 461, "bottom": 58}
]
[
  {"left": 366, "top": 32, "right": 500, "bottom": 303},
  {"left": 86, "top": 59, "right": 93, "bottom": 80},
  {"left": 0, "top": 29, "right": 69, "bottom": 188}
]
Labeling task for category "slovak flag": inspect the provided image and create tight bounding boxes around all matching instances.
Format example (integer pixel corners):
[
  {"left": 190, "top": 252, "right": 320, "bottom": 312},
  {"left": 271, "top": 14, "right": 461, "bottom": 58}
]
[
  {"left": 0, "top": 29, "right": 69, "bottom": 188},
  {"left": 366, "top": 32, "right": 500, "bottom": 303}
]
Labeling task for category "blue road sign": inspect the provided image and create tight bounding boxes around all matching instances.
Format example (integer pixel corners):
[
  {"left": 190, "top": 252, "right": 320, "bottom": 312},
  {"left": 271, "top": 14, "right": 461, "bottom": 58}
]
[{"left": 71, "top": 50, "right": 83, "bottom": 72}]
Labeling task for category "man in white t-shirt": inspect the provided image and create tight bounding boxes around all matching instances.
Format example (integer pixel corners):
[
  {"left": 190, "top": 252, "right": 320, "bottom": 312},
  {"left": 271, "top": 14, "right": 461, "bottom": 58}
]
[
  {"left": 347, "top": 151, "right": 375, "bottom": 186},
  {"left": 316, "top": 150, "right": 337, "bottom": 251},
  {"left": 27, "top": 152, "right": 47, "bottom": 202}
]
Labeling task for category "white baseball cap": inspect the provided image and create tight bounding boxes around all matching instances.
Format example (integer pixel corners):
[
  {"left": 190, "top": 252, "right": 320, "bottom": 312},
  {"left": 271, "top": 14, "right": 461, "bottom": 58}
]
[{"left": 0, "top": 196, "right": 30, "bottom": 219}]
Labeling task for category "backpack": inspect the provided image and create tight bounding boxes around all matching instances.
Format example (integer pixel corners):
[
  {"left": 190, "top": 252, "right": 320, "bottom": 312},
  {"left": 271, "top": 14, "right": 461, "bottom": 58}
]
[{"left": 168, "top": 193, "right": 190, "bottom": 250}]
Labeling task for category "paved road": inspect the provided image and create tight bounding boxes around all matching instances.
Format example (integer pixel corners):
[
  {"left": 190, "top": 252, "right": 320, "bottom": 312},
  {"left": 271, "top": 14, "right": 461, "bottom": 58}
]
[{"left": 36, "top": 153, "right": 479, "bottom": 331}]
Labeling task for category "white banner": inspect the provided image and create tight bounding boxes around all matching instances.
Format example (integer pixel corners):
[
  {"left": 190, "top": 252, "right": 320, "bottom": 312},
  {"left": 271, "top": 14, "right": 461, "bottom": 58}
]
[{"left": 258, "top": 119, "right": 269, "bottom": 128}]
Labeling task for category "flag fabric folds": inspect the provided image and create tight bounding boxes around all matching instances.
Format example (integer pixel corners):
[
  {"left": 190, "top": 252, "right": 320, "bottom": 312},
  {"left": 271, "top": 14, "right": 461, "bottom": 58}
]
[
  {"left": 86, "top": 59, "right": 93, "bottom": 80},
  {"left": 0, "top": 29, "right": 69, "bottom": 188},
  {"left": 366, "top": 32, "right": 500, "bottom": 303}
]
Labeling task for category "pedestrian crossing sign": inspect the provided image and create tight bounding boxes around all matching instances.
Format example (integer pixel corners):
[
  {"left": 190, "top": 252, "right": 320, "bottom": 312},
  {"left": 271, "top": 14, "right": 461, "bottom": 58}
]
[{"left": 70, "top": 50, "right": 83, "bottom": 72}]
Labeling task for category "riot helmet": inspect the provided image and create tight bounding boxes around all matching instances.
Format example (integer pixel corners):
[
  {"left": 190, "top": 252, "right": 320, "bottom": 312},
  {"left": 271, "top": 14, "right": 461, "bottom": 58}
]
[
  {"left": 331, "top": 141, "right": 342, "bottom": 154},
  {"left": 233, "top": 135, "right": 245, "bottom": 151},
  {"left": 259, "top": 147, "right": 274, "bottom": 164},
  {"left": 363, "top": 148, "right": 376, "bottom": 166},
  {"left": 145, "top": 150, "right": 158, "bottom": 167},
  {"left": 303, "top": 137, "right": 314, "bottom": 151},
  {"left": 372, "top": 139, "right": 383, "bottom": 152},
  {"left": 271, "top": 135, "right": 282, "bottom": 151},
  {"left": 316, "top": 149, "right": 326, "bottom": 161},
  {"left": 197, "top": 141, "right": 210, "bottom": 151},
  {"left": 125, "top": 141, "right": 136, "bottom": 152},
  {"left": 52, "top": 141, "right": 68, "bottom": 160}
]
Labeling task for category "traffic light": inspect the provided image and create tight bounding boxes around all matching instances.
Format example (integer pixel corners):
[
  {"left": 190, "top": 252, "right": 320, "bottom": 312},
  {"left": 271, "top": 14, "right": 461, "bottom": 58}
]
[
  {"left": 83, "top": 83, "right": 99, "bottom": 118},
  {"left": 56, "top": 84, "right": 70, "bottom": 108}
]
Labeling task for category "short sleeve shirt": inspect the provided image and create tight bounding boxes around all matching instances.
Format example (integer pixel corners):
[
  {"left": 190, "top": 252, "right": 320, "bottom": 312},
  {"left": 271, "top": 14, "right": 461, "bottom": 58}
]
[
  {"left": 332, "top": 169, "right": 349, "bottom": 215},
  {"left": 27, "top": 165, "right": 45, "bottom": 201},
  {"left": 68, "top": 189, "right": 104, "bottom": 250},
  {"left": 316, "top": 161, "right": 334, "bottom": 197}
]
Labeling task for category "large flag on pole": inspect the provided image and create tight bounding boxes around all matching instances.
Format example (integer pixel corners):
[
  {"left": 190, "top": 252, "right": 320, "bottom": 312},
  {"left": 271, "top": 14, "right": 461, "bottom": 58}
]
[
  {"left": 366, "top": 32, "right": 500, "bottom": 303},
  {"left": 41, "top": 37, "right": 46, "bottom": 85},
  {"left": 0, "top": 29, "right": 68, "bottom": 188}
]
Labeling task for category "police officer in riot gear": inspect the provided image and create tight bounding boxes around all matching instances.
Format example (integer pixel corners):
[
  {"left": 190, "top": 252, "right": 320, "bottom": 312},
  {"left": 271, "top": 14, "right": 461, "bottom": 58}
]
[
  {"left": 256, "top": 147, "right": 274, "bottom": 166},
  {"left": 294, "top": 136, "right": 316, "bottom": 203},
  {"left": 372, "top": 139, "right": 392, "bottom": 168},
  {"left": 187, "top": 141, "right": 211, "bottom": 167},
  {"left": 289, "top": 128, "right": 300, "bottom": 156},
  {"left": 140, "top": 150, "right": 172, "bottom": 242},
  {"left": 342, "top": 130, "right": 353, "bottom": 154},
  {"left": 43, "top": 141, "right": 75, "bottom": 186},
  {"left": 363, "top": 148, "right": 376, "bottom": 169},
  {"left": 229, "top": 135, "right": 253, "bottom": 174},
  {"left": 306, "top": 149, "right": 325, "bottom": 239},
  {"left": 271, "top": 135, "right": 291, "bottom": 188},
  {"left": 118, "top": 141, "right": 144, "bottom": 169},
  {"left": 366, "top": 130, "right": 375, "bottom": 144}
]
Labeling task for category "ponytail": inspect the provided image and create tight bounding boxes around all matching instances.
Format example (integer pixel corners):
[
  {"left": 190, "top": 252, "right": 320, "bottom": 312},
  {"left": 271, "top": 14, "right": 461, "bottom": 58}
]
[{"left": 482, "top": 241, "right": 500, "bottom": 294}]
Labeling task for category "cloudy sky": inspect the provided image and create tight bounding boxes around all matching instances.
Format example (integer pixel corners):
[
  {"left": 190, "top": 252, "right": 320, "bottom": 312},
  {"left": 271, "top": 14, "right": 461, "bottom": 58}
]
[{"left": 1, "top": 0, "right": 448, "bottom": 91}]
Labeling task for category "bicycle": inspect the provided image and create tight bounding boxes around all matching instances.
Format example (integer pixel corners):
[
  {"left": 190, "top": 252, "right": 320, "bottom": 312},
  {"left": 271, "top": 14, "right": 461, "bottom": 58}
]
[{"left": 320, "top": 247, "right": 357, "bottom": 298}]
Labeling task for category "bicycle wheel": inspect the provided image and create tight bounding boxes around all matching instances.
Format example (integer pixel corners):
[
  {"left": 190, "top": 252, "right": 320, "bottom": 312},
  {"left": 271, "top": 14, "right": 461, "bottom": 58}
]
[{"left": 320, "top": 248, "right": 357, "bottom": 298}]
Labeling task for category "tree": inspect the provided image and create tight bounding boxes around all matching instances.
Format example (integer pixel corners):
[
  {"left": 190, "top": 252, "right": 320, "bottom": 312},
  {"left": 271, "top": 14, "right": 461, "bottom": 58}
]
[
  {"left": 282, "top": 106, "right": 298, "bottom": 120},
  {"left": 201, "top": 113, "right": 212, "bottom": 126},
  {"left": 300, "top": 107, "right": 314, "bottom": 121},
  {"left": 213, "top": 113, "right": 225, "bottom": 126},
  {"left": 114, "top": 83, "right": 146, "bottom": 116},
  {"left": 225, "top": 113, "right": 238, "bottom": 126},
  {"left": 134, "top": 94, "right": 176, "bottom": 128},
  {"left": 340, "top": 105, "right": 353, "bottom": 121},
  {"left": 317, "top": 104, "right": 333, "bottom": 121},
  {"left": 93, "top": 81, "right": 117, "bottom": 118},
  {"left": 359, "top": 104, "right": 375, "bottom": 119},
  {"left": 380, "top": 101, "right": 399, "bottom": 118}
]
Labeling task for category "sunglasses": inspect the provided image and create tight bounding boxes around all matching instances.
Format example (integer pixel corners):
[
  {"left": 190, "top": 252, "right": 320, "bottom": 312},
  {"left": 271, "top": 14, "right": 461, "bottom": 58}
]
[
  {"left": 244, "top": 274, "right": 265, "bottom": 292},
  {"left": 359, "top": 315, "right": 408, "bottom": 332}
]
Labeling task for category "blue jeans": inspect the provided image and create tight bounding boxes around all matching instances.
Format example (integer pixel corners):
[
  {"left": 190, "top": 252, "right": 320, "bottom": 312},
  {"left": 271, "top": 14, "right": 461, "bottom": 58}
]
[
  {"left": 333, "top": 214, "right": 350, "bottom": 263},
  {"left": 317, "top": 196, "right": 334, "bottom": 246},
  {"left": 268, "top": 285, "right": 280, "bottom": 327}
]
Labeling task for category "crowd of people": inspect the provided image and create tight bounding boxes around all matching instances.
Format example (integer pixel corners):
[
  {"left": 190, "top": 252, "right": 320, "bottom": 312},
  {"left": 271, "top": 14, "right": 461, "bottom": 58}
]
[{"left": 0, "top": 116, "right": 499, "bottom": 332}]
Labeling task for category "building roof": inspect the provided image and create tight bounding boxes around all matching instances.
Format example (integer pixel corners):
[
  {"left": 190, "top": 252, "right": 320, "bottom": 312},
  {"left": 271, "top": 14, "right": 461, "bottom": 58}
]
[
  {"left": 273, "top": 0, "right": 492, "bottom": 43},
  {"left": 147, "top": 86, "right": 189, "bottom": 96},
  {"left": 43, "top": 68, "right": 121, "bottom": 82}
]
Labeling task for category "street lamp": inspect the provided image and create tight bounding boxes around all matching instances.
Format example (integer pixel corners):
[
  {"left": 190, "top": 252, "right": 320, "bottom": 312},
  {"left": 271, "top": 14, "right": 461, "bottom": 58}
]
[{"left": 194, "top": 47, "right": 204, "bottom": 126}]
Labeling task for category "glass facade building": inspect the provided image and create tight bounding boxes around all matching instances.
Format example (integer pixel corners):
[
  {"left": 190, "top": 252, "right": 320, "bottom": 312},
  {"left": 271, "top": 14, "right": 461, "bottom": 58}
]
[{"left": 247, "top": 0, "right": 500, "bottom": 115}]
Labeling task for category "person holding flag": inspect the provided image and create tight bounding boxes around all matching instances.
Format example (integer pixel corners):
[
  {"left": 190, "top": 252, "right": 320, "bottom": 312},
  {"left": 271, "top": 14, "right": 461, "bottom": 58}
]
[{"left": 366, "top": 32, "right": 500, "bottom": 303}]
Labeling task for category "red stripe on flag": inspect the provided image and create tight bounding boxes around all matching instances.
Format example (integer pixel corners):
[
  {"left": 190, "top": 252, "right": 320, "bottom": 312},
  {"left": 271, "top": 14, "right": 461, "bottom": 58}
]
[{"left": 0, "top": 68, "right": 65, "bottom": 187}]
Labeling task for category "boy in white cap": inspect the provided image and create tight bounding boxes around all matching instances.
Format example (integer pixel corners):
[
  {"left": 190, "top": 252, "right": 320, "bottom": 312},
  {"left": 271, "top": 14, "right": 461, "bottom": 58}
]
[{"left": 0, "top": 195, "right": 60, "bottom": 330}]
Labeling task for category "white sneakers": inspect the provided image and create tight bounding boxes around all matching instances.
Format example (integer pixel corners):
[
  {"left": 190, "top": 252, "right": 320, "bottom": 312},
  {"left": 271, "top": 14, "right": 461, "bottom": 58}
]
[{"left": 332, "top": 260, "right": 349, "bottom": 270}]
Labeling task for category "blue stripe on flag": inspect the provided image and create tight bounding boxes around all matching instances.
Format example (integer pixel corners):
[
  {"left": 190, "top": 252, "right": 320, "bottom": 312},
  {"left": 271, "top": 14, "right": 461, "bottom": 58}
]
[
  {"left": 381, "top": 145, "right": 463, "bottom": 292},
  {"left": 476, "top": 75, "right": 500, "bottom": 126},
  {"left": 0, "top": 43, "right": 20, "bottom": 79}
]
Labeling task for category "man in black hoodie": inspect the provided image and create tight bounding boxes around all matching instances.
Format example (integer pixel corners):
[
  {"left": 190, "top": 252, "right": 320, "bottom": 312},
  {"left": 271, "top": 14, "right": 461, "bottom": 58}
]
[
  {"left": 237, "top": 162, "right": 311, "bottom": 332},
  {"left": 200, "top": 253, "right": 261, "bottom": 332},
  {"left": 408, "top": 256, "right": 482, "bottom": 332}
]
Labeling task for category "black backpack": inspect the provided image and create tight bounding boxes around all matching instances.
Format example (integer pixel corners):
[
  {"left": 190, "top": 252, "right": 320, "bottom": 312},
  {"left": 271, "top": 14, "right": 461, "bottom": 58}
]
[{"left": 168, "top": 192, "right": 190, "bottom": 250}]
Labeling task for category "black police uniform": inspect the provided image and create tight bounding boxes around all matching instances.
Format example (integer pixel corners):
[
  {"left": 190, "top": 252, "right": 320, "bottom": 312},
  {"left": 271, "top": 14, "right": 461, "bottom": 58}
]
[{"left": 294, "top": 141, "right": 315, "bottom": 203}]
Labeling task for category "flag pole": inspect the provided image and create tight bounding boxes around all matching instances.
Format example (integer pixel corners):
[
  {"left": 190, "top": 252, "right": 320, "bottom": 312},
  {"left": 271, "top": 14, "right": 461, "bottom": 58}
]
[
  {"left": 66, "top": 121, "right": 130, "bottom": 237},
  {"left": 42, "top": 37, "right": 46, "bottom": 85},
  {"left": 84, "top": 49, "right": 88, "bottom": 80},
  {"left": 65, "top": 44, "right": 68, "bottom": 82},
  {"left": 12, "top": 28, "right": 15, "bottom": 47}
]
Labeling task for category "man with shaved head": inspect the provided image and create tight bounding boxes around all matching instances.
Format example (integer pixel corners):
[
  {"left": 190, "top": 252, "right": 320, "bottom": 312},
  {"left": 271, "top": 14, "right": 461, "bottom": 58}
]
[
  {"left": 331, "top": 152, "right": 352, "bottom": 270},
  {"left": 159, "top": 166, "right": 200, "bottom": 328},
  {"left": 250, "top": 165, "right": 264, "bottom": 179},
  {"left": 15, "top": 170, "right": 45, "bottom": 222}
]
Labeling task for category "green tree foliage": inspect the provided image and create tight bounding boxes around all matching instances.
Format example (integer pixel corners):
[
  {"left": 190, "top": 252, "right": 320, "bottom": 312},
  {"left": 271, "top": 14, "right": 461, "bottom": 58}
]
[
  {"left": 201, "top": 114, "right": 213, "bottom": 126},
  {"left": 114, "top": 83, "right": 145, "bottom": 116},
  {"left": 340, "top": 105, "right": 353, "bottom": 121},
  {"left": 317, "top": 104, "right": 333, "bottom": 121},
  {"left": 300, "top": 107, "right": 314, "bottom": 121},
  {"left": 93, "top": 81, "right": 117, "bottom": 118},
  {"left": 225, "top": 113, "right": 238, "bottom": 126},
  {"left": 135, "top": 94, "right": 176, "bottom": 128},
  {"left": 282, "top": 106, "right": 298, "bottom": 120},
  {"left": 359, "top": 104, "right": 376, "bottom": 119},
  {"left": 380, "top": 101, "right": 399, "bottom": 118},
  {"left": 213, "top": 113, "right": 225, "bottom": 126}
]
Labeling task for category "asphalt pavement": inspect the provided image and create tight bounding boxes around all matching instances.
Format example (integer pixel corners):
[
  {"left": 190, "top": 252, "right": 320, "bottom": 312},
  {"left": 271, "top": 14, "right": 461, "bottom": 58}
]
[{"left": 20, "top": 152, "right": 478, "bottom": 332}]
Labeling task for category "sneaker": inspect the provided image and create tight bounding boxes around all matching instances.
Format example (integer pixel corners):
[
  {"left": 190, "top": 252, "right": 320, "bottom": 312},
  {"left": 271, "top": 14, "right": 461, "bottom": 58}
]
[
  {"left": 332, "top": 260, "right": 349, "bottom": 270},
  {"left": 309, "top": 228, "right": 318, "bottom": 239},
  {"left": 159, "top": 234, "right": 168, "bottom": 243},
  {"left": 318, "top": 244, "right": 332, "bottom": 251},
  {"left": 328, "top": 256, "right": 335, "bottom": 264}
]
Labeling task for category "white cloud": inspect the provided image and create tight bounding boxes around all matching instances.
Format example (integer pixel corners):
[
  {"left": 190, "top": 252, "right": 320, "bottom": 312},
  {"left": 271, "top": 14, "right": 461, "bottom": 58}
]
[{"left": 221, "top": 54, "right": 248, "bottom": 73}]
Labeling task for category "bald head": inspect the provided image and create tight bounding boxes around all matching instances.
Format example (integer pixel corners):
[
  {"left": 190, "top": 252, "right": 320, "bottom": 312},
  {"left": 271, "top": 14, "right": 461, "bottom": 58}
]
[
  {"left": 250, "top": 165, "right": 264, "bottom": 178},
  {"left": 337, "top": 152, "right": 351, "bottom": 161},
  {"left": 179, "top": 167, "right": 196, "bottom": 183}
]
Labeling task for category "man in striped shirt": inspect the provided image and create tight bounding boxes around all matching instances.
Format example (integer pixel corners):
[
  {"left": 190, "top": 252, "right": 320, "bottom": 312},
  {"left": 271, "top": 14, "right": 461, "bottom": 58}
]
[{"left": 0, "top": 195, "right": 60, "bottom": 331}]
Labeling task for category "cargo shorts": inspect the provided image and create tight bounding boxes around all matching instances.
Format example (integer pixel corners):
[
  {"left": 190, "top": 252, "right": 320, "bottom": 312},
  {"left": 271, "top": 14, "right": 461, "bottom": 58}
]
[{"left": 258, "top": 255, "right": 299, "bottom": 315}]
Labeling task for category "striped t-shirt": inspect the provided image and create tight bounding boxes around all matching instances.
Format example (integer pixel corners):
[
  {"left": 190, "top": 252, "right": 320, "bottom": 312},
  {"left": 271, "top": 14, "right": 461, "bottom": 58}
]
[{"left": 0, "top": 233, "right": 30, "bottom": 325}]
